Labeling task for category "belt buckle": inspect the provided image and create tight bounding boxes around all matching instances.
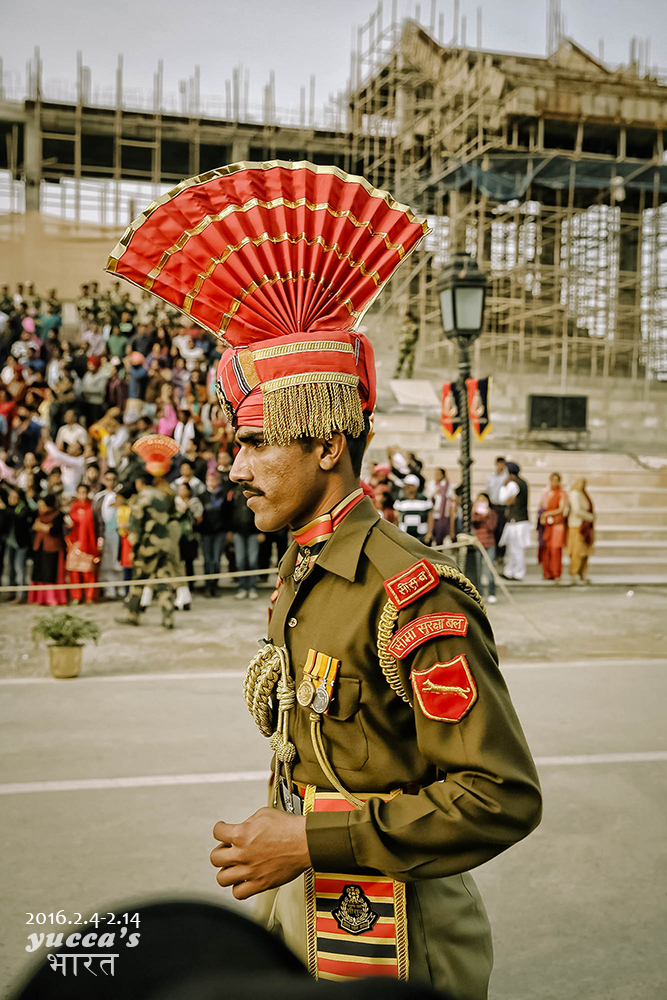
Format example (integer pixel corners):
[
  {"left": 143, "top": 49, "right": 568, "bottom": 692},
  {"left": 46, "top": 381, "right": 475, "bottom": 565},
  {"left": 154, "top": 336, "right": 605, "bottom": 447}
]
[{"left": 279, "top": 778, "right": 303, "bottom": 816}]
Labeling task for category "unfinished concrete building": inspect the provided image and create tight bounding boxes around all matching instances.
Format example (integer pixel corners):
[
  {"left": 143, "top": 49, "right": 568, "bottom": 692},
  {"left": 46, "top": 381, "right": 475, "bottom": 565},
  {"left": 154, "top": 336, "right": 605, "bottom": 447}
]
[
  {"left": 348, "top": 18, "right": 667, "bottom": 383},
  {"left": 1, "top": 11, "right": 667, "bottom": 385}
]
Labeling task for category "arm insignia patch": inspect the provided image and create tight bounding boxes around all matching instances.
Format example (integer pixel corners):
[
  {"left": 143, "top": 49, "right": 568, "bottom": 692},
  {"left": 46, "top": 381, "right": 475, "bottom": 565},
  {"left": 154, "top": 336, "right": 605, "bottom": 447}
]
[
  {"left": 411, "top": 655, "right": 477, "bottom": 723},
  {"left": 386, "top": 613, "right": 468, "bottom": 658},
  {"left": 384, "top": 559, "right": 439, "bottom": 608}
]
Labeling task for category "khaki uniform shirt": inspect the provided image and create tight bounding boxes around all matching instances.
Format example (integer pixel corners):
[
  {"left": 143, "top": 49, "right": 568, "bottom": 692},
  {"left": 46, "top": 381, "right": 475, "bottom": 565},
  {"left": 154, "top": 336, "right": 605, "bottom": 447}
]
[{"left": 268, "top": 497, "right": 542, "bottom": 882}]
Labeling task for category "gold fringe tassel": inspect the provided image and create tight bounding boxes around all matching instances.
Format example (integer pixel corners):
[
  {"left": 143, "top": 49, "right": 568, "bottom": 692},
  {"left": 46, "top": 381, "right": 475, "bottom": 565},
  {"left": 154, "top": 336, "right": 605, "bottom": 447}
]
[{"left": 262, "top": 380, "right": 365, "bottom": 445}]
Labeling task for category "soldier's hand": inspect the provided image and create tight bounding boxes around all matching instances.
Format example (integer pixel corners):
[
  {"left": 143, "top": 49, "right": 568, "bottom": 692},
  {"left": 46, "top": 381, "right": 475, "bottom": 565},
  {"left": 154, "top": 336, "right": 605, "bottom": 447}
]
[{"left": 210, "top": 807, "right": 311, "bottom": 900}]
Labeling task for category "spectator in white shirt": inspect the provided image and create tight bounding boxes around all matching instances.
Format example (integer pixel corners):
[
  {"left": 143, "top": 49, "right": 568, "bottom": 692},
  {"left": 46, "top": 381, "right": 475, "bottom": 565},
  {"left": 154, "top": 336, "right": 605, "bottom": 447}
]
[
  {"left": 44, "top": 440, "right": 86, "bottom": 497},
  {"left": 173, "top": 333, "right": 205, "bottom": 371},
  {"left": 55, "top": 409, "right": 89, "bottom": 452},
  {"left": 485, "top": 456, "right": 507, "bottom": 559},
  {"left": 174, "top": 461, "right": 205, "bottom": 498},
  {"left": 394, "top": 474, "right": 432, "bottom": 539}
]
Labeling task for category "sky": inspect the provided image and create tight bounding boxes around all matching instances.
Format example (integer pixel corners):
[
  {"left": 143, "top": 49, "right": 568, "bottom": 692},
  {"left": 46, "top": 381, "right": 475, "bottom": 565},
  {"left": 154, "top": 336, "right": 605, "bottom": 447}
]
[{"left": 3, "top": 0, "right": 667, "bottom": 114}]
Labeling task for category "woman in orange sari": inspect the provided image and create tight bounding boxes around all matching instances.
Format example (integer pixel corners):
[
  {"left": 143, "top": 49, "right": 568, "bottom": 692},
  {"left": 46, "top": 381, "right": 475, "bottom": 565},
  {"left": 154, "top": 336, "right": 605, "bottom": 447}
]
[
  {"left": 66, "top": 484, "right": 99, "bottom": 604},
  {"left": 540, "top": 472, "right": 568, "bottom": 583}
]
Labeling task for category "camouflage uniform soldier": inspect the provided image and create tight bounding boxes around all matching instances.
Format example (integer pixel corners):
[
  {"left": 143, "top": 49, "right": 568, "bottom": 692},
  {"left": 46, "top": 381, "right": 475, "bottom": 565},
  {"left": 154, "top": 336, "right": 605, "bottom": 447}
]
[
  {"left": 116, "top": 435, "right": 181, "bottom": 630},
  {"left": 393, "top": 309, "right": 420, "bottom": 379}
]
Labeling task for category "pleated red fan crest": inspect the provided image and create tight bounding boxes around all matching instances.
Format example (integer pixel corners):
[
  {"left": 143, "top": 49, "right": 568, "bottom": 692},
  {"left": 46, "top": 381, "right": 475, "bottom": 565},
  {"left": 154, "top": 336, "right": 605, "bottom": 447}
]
[
  {"left": 105, "top": 161, "right": 429, "bottom": 344},
  {"left": 132, "top": 434, "right": 180, "bottom": 468}
]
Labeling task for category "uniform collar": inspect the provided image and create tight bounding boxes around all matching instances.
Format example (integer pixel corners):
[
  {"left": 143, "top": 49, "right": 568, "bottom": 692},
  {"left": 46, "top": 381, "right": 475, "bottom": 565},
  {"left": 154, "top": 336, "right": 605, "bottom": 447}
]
[{"left": 279, "top": 496, "right": 379, "bottom": 583}]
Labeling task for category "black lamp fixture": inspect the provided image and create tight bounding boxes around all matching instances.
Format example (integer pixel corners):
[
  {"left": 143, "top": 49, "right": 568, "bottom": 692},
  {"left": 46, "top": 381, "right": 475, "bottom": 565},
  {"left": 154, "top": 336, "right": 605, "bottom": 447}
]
[
  {"left": 437, "top": 252, "right": 488, "bottom": 589},
  {"left": 437, "top": 253, "right": 487, "bottom": 341}
]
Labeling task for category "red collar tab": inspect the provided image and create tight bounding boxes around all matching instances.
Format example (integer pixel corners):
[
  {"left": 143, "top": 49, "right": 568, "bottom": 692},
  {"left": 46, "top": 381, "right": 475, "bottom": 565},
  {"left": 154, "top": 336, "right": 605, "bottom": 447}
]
[{"left": 293, "top": 489, "right": 365, "bottom": 547}]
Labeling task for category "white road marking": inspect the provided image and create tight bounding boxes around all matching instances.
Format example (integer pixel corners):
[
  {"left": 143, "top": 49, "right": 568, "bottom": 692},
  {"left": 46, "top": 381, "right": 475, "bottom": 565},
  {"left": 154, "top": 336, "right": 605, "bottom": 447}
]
[
  {"left": 501, "top": 659, "right": 667, "bottom": 671},
  {"left": 535, "top": 751, "right": 667, "bottom": 767},
  {"left": 1, "top": 752, "right": 666, "bottom": 795},
  {"left": 0, "top": 771, "right": 270, "bottom": 795}
]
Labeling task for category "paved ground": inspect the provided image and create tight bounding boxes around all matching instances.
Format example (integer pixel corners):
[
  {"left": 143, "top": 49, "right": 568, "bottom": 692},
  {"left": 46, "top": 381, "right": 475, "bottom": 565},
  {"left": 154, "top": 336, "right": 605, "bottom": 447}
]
[
  {"left": 2, "top": 583, "right": 667, "bottom": 678},
  {"left": 1, "top": 588, "right": 666, "bottom": 999}
]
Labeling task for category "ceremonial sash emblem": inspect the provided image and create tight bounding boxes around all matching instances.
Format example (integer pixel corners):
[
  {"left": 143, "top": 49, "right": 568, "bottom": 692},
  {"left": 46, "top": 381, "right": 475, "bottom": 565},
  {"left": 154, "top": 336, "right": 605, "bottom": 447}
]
[
  {"left": 386, "top": 613, "right": 468, "bottom": 658},
  {"left": 411, "top": 654, "right": 477, "bottom": 722},
  {"left": 384, "top": 559, "right": 439, "bottom": 608},
  {"left": 332, "top": 885, "right": 379, "bottom": 935},
  {"left": 303, "top": 788, "right": 409, "bottom": 981}
]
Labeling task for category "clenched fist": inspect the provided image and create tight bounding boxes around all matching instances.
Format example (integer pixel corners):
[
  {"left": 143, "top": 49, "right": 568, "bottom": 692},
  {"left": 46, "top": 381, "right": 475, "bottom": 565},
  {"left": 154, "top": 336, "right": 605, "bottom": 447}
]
[{"left": 210, "top": 806, "right": 311, "bottom": 900}]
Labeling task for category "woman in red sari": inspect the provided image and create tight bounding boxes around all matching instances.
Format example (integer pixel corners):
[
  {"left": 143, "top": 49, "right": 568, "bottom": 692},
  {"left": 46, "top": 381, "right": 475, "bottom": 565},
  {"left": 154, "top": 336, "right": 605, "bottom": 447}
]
[
  {"left": 540, "top": 472, "right": 568, "bottom": 583},
  {"left": 66, "top": 484, "right": 99, "bottom": 604},
  {"left": 29, "top": 494, "right": 67, "bottom": 606}
]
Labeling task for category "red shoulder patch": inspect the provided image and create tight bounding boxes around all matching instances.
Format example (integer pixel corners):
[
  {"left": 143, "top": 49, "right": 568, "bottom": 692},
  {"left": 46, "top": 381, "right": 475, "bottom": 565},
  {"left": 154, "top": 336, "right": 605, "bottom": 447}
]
[
  {"left": 384, "top": 559, "right": 439, "bottom": 608},
  {"left": 386, "top": 613, "right": 468, "bottom": 659},
  {"left": 411, "top": 655, "right": 477, "bottom": 723}
]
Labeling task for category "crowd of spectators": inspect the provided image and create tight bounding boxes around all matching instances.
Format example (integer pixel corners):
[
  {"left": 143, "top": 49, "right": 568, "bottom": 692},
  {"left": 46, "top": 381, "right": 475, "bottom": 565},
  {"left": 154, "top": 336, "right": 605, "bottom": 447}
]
[
  {"left": 0, "top": 279, "right": 289, "bottom": 606},
  {"left": 0, "top": 279, "right": 596, "bottom": 606}
]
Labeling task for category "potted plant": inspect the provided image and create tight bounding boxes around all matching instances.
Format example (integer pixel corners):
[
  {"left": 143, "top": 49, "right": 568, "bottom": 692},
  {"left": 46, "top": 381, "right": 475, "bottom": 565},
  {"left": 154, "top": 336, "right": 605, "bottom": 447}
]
[{"left": 32, "top": 612, "right": 101, "bottom": 679}]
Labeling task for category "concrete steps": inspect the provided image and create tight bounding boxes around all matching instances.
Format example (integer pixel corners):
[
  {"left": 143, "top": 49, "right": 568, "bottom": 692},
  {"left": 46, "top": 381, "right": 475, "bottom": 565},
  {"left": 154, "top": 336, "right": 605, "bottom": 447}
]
[{"left": 367, "top": 428, "right": 667, "bottom": 584}]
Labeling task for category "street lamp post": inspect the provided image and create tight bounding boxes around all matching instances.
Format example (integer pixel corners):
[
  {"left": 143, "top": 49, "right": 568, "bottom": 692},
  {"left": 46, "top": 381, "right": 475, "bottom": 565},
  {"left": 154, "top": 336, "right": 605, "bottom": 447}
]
[{"left": 437, "top": 253, "right": 488, "bottom": 588}]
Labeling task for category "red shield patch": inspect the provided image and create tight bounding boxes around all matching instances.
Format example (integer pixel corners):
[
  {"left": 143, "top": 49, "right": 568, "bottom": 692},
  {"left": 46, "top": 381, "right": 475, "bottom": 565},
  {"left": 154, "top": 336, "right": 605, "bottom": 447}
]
[
  {"left": 411, "top": 655, "right": 477, "bottom": 723},
  {"left": 384, "top": 560, "right": 439, "bottom": 608}
]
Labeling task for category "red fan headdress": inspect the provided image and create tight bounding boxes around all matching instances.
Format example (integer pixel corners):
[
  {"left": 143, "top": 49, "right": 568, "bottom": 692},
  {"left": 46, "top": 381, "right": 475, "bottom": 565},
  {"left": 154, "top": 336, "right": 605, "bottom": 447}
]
[
  {"left": 132, "top": 434, "right": 180, "bottom": 476},
  {"left": 106, "top": 160, "right": 428, "bottom": 444}
]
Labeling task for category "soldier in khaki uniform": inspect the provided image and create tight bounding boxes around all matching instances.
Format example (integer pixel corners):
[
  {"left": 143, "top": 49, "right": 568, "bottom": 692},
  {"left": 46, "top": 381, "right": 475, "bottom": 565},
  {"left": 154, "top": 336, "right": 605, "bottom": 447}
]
[{"left": 103, "top": 161, "right": 541, "bottom": 996}]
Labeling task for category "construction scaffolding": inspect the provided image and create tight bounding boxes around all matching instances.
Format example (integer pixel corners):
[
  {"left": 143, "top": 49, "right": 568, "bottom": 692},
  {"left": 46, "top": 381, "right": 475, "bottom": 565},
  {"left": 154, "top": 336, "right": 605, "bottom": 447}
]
[
  {"left": 2, "top": 3, "right": 667, "bottom": 380},
  {"left": 347, "top": 10, "right": 667, "bottom": 382}
]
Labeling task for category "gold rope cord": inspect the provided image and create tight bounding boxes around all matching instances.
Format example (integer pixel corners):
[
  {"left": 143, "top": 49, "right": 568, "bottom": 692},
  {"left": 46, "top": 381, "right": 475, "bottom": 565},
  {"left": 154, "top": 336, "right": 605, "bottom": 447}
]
[
  {"left": 243, "top": 642, "right": 296, "bottom": 805},
  {"left": 309, "top": 714, "right": 364, "bottom": 810},
  {"left": 376, "top": 564, "right": 487, "bottom": 706},
  {"left": 394, "top": 880, "right": 409, "bottom": 981},
  {"left": 303, "top": 784, "right": 318, "bottom": 979},
  {"left": 105, "top": 159, "right": 430, "bottom": 273}
]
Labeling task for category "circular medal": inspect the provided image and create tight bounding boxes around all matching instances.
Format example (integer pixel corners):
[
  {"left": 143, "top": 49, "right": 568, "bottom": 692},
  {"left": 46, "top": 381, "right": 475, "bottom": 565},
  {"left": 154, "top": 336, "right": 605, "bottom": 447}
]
[
  {"left": 312, "top": 684, "right": 331, "bottom": 714},
  {"left": 297, "top": 677, "right": 315, "bottom": 707}
]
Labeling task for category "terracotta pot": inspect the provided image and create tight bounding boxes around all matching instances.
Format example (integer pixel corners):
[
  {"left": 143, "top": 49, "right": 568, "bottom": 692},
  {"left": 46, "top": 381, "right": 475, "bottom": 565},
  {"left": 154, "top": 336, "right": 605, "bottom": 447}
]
[{"left": 48, "top": 645, "right": 83, "bottom": 679}]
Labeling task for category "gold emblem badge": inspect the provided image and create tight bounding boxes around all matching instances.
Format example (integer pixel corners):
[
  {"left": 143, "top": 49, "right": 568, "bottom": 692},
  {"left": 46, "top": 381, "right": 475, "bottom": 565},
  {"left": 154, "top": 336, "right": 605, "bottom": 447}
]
[
  {"left": 332, "top": 884, "right": 379, "bottom": 935},
  {"left": 293, "top": 547, "right": 312, "bottom": 584}
]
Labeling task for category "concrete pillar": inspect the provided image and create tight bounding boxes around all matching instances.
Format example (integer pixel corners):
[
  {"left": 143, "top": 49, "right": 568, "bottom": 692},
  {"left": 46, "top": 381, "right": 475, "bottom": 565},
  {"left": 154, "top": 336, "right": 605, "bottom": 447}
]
[
  {"left": 23, "top": 117, "right": 42, "bottom": 213},
  {"left": 230, "top": 138, "right": 250, "bottom": 163},
  {"left": 617, "top": 211, "right": 640, "bottom": 347}
]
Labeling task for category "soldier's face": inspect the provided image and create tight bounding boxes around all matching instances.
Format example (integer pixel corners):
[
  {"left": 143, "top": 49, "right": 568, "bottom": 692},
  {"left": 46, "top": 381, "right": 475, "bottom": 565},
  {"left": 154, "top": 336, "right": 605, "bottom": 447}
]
[{"left": 231, "top": 426, "right": 326, "bottom": 532}]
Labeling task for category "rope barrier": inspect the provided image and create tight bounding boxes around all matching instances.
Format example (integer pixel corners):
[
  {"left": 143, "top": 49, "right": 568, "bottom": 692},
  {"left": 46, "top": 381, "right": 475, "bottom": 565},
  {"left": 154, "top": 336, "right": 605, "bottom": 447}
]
[
  {"left": 438, "top": 535, "right": 548, "bottom": 639},
  {"left": 0, "top": 566, "right": 274, "bottom": 593},
  {"left": 1, "top": 534, "right": 548, "bottom": 638}
]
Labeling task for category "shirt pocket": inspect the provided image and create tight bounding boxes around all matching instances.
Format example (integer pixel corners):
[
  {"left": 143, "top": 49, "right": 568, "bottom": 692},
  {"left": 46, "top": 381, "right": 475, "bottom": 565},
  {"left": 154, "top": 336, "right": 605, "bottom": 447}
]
[{"left": 296, "top": 675, "right": 369, "bottom": 772}]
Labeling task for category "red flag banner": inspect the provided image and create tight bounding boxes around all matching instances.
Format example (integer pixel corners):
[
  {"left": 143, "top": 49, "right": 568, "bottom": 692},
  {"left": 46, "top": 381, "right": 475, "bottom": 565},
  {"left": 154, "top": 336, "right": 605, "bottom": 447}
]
[
  {"left": 465, "top": 377, "right": 492, "bottom": 441},
  {"left": 441, "top": 381, "right": 462, "bottom": 441}
]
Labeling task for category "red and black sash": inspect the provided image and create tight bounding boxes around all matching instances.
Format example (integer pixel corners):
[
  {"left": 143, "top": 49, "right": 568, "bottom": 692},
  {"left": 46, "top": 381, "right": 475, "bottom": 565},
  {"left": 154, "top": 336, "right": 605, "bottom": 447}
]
[{"left": 302, "top": 787, "right": 409, "bottom": 982}]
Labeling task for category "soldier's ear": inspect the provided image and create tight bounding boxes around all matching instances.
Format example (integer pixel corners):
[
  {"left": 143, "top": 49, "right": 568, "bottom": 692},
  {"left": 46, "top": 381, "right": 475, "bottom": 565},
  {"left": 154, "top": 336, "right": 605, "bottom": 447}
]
[{"left": 318, "top": 432, "right": 346, "bottom": 472}]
